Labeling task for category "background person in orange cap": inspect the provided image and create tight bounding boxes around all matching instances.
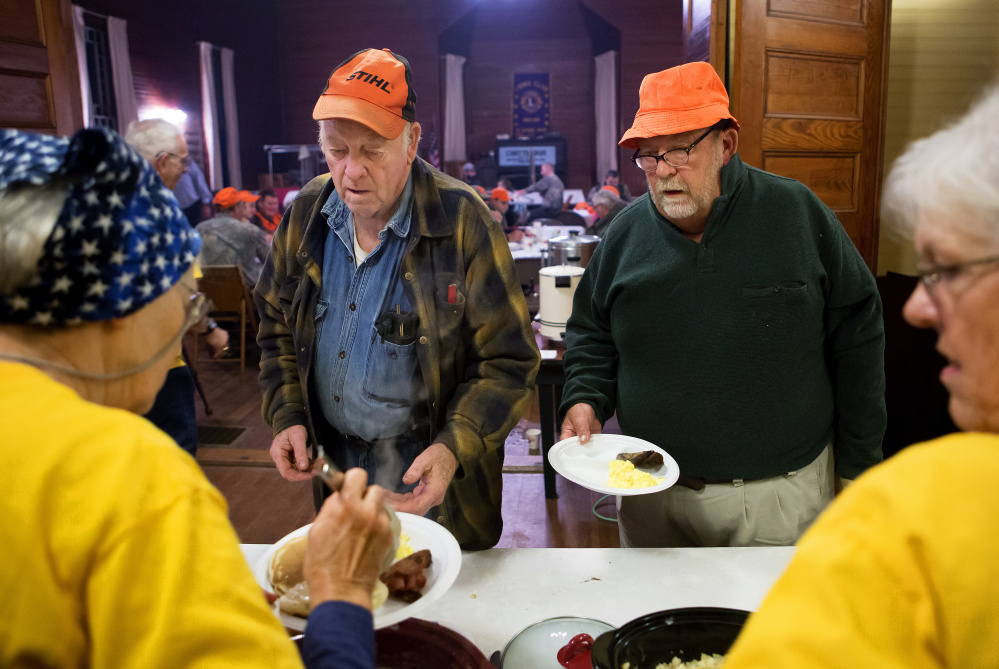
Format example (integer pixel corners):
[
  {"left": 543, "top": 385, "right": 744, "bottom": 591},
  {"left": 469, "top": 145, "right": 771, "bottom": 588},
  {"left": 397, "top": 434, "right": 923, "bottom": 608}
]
[
  {"left": 488, "top": 186, "right": 523, "bottom": 242},
  {"left": 252, "top": 188, "right": 283, "bottom": 233},
  {"left": 560, "top": 61, "right": 886, "bottom": 548},
  {"left": 587, "top": 168, "right": 632, "bottom": 203},
  {"left": 255, "top": 48, "right": 539, "bottom": 553},
  {"left": 198, "top": 187, "right": 271, "bottom": 286}
]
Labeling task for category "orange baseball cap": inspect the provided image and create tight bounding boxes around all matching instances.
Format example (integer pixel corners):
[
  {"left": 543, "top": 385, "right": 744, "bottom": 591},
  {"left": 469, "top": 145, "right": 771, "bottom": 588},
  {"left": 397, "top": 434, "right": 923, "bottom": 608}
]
[
  {"left": 313, "top": 48, "right": 417, "bottom": 139},
  {"left": 600, "top": 185, "right": 620, "bottom": 198},
  {"left": 213, "top": 187, "right": 259, "bottom": 208},
  {"left": 490, "top": 187, "right": 511, "bottom": 202},
  {"left": 619, "top": 61, "right": 739, "bottom": 149}
]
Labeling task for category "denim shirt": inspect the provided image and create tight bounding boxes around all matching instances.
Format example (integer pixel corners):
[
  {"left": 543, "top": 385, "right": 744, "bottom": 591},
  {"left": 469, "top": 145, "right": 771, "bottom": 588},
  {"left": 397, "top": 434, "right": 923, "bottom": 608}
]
[{"left": 314, "top": 175, "right": 419, "bottom": 441}]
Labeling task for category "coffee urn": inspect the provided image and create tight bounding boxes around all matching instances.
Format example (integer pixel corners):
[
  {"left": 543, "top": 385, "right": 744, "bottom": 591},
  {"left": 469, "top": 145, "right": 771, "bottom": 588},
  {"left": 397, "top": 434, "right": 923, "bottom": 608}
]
[{"left": 538, "top": 265, "right": 585, "bottom": 340}]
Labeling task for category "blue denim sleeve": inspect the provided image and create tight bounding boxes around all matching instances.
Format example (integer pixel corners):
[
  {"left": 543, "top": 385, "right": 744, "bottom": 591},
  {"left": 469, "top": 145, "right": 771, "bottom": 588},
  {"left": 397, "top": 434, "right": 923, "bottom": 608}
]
[{"left": 302, "top": 601, "right": 375, "bottom": 669}]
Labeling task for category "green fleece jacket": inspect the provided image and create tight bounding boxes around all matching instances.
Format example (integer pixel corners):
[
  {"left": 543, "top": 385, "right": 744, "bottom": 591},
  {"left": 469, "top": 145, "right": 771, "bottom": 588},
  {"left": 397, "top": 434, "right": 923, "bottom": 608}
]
[{"left": 561, "top": 154, "right": 885, "bottom": 480}]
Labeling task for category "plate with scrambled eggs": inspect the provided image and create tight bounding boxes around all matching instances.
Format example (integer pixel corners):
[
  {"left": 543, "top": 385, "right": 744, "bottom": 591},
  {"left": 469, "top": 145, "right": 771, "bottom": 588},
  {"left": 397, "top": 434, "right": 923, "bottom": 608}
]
[{"left": 548, "top": 434, "right": 679, "bottom": 495}]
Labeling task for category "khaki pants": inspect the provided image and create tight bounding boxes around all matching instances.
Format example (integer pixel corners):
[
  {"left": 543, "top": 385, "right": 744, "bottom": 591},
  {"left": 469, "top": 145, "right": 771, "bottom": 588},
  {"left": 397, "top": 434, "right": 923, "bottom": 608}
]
[{"left": 617, "top": 443, "right": 835, "bottom": 547}]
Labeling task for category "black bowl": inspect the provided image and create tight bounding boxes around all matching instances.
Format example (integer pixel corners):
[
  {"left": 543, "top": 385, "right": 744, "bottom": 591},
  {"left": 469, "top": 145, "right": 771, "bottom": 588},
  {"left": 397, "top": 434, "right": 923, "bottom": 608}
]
[{"left": 591, "top": 607, "right": 750, "bottom": 669}]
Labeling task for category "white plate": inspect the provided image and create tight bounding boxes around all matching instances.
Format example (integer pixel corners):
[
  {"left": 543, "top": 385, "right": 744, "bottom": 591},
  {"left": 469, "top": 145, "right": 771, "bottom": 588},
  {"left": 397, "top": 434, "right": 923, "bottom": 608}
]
[
  {"left": 548, "top": 433, "right": 680, "bottom": 495},
  {"left": 252, "top": 513, "right": 462, "bottom": 631}
]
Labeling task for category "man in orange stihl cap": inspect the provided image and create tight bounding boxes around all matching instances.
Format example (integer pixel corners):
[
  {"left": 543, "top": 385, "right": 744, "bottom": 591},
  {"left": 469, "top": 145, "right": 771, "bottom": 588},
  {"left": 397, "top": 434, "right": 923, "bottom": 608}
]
[
  {"left": 560, "top": 61, "right": 886, "bottom": 548},
  {"left": 255, "top": 49, "right": 540, "bottom": 550}
]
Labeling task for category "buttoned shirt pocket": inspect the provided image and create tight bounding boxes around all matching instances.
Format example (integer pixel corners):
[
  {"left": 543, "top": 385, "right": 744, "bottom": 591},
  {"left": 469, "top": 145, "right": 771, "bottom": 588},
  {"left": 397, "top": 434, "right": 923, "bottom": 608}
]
[{"left": 362, "top": 325, "right": 420, "bottom": 406}]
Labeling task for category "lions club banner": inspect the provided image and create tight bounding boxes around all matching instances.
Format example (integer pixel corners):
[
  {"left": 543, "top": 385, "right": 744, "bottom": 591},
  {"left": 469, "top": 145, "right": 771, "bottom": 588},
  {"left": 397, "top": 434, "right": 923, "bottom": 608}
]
[{"left": 513, "top": 73, "right": 550, "bottom": 138}]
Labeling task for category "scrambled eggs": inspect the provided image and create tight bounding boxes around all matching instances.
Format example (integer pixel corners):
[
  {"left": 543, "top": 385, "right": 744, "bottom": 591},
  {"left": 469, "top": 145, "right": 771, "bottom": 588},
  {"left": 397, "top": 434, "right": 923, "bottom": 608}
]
[
  {"left": 606, "top": 459, "right": 665, "bottom": 489},
  {"left": 395, "top": 532, "right": 414, "bottom": 561}
]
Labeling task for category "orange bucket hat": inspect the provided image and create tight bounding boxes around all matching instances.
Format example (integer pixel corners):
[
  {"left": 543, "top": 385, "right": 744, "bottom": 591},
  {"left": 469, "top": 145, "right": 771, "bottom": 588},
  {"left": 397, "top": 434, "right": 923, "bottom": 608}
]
[
  {"left": 600, "top": 185, "right": 620, "bottom": 198},
  {"left": 619, "top": 61, "right": 739, "bottom": 150},
  {"left": 313, "top": 48, "right": 417, "bottom": 139}
]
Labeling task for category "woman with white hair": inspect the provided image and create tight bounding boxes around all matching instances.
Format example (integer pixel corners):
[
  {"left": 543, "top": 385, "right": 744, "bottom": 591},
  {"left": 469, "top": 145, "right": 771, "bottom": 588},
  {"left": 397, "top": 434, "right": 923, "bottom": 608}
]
[
  {"left": 0, "top": 128, "right": 391, "bottom": 669},
  {"left": 724, "top": 82, "right": 999, "bottom": 668}
]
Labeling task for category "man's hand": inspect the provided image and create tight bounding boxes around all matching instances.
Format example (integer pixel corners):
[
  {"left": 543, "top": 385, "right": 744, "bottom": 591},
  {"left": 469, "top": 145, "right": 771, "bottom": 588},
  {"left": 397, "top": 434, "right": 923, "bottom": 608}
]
[
  {"left": 489, "top": 210, "right": 503, "bottom": 224},
  {"left": 205, "top": 326, "right": 229, "bottom": 359},
  {"left": 305, "top": 468, "right": 393, "bottom": 611},
  {"left": 560, "top": 403, "right": 602, "bottom": 443},
  {"left": 386, "top": 443, "right": 457, "bottom": 516},
  {"left": 270, "top": 425, "right": 314, "bottom": 481},
  {"left": 507, "top": 228, "right": 525, "bottom": 243}
]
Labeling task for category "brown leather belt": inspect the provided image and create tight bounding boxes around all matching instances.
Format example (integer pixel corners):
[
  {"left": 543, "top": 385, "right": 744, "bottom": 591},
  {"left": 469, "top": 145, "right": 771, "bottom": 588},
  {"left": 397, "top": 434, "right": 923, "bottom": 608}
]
[{"left": 675, "top": 474, "right": 780, "bottom": 492}]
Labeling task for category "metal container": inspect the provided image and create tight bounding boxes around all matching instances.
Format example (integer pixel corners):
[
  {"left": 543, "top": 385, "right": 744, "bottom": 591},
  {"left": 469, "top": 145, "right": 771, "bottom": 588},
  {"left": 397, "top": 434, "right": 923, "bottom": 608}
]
[
  {"left": 545, "top": 230, "right": 600, "bottom": 268},
  {"left": 538, "top": 265, "right": 585, "bottom": 341}
]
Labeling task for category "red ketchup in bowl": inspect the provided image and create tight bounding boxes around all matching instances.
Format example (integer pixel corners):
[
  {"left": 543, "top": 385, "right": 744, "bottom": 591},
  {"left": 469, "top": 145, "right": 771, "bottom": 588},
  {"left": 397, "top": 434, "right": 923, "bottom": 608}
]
[{"left": 557, "top": 633, "right": 594, "bottom": 669}]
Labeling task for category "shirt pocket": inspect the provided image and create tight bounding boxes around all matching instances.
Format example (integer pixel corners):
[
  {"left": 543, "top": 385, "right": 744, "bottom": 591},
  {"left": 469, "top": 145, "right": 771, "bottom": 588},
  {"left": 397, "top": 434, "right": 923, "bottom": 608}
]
[
  {"left": 362, "top": 325, "right": 419, "bottom": 406},
  {"left": 433, "top": 273, "right": 466, "bottom": 340},
  {"left": 742, "top": 280, "right": 810, "bottom": 329}
]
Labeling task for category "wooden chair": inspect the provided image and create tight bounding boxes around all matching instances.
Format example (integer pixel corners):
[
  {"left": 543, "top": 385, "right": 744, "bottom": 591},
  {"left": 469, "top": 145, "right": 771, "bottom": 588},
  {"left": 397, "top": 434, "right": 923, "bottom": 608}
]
[
  {"left": 192, "top": 265, "right": 259, "bottom": 375},
  {"left": 554, "top": 210, "right": 586, "bottom": 227}
]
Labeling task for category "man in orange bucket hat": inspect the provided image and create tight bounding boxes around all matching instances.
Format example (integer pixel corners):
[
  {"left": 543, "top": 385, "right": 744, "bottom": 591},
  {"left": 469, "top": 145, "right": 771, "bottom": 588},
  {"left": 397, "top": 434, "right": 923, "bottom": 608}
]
[{"left": 560, "top": 61, "right": 886, "bottom": 548}]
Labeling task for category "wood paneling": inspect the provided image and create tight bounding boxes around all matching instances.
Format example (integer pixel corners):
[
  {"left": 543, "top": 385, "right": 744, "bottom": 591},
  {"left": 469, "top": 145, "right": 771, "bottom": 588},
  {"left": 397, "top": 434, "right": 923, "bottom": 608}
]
[
  {"left": 731, "top": 0, "right": 891, "bottom": 270},
  {"left": 762, "top": 152, "right": 858, "bottom": 211},
  {"left": 765, "top": 53, "right": 863, "bottom": 119},
  {"left": 768, "top": 0, "right": 864, "bottom": 25},
  {"left": 276, "top": 0, "right": 683, "bottom": 193},
  {"left": 0, "top": 0, "right": 45, "bottom": 45},
  {"left": 0, "top": 0, "right": 82, "bottom": 135},
  {"left": 0, "top": 71, "right": 51, "bottom": 127}
]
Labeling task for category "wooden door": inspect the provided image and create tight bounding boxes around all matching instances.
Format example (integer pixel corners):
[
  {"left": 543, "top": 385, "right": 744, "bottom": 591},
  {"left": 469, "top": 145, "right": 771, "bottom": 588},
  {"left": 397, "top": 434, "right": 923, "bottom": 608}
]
[
  {"left": 729, "top": 0, "right": 892, "bottom": 270},
  {"left": 0, "top": 0, "right": 82, "bottom": 135}
]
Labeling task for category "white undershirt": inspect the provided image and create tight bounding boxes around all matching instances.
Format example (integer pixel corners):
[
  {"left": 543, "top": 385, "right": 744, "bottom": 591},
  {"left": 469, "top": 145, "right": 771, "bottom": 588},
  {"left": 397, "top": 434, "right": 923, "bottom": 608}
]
[{"left": 352, "top": 225, "right": 371, "bottom": 268}]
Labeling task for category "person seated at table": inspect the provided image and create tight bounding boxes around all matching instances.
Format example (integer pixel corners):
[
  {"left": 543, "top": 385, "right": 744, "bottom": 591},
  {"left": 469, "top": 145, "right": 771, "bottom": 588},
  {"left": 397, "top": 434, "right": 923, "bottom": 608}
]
[
  {"left": 0, "top": 127, "right": 392, "bottom": 669},
  {"left": 724, "top": 80, "right": 999, "bottom": 669},
  {"left": 585, "top": 188, "right": 626, "bottom": 237},
  {"left": 516, "top": 163, "right": 564, "bottom": 222},
  {"left": 461, "top": 162, "right": 482, "bottom": 187},
  {"left": 252, "top": 187, "right": 283, "bottom": 233},
  {"left": 489, "top": 187, "right": 523, "bottom": 242},
  {"left": 199, "top": 186, "right": 271, "bottom": 287},
  {"left": 587, "top": 168, "right": 632, "bottom": 203}
]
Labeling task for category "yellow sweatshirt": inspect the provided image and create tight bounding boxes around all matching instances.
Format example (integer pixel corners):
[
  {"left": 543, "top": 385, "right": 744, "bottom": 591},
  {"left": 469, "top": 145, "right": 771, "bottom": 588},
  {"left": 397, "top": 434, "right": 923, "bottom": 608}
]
[
  {"left": 0, "top": 361, "right": 302, "bottom": 669},
  {"left": 726, "top": 432, "right": 999, "bottom": 668}
]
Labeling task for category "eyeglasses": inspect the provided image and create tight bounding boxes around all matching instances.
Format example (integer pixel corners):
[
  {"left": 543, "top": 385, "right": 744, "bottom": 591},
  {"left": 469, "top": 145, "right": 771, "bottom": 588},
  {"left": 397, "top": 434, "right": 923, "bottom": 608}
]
[
  {"left": 632, "top": 124, "right": 720, "bottom": 172},
  {"left": 158, "top": 151, "right": 192, "bottom": 167},
  {"left": 916, "top": 254, "right": 999, "bottom": 299}
]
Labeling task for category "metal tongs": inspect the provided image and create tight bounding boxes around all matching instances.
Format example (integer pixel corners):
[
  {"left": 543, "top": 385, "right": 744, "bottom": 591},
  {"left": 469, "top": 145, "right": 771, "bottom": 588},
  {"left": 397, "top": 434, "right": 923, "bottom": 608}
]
[{"left": 315, "top": 445, "right": 345, "bottom": 493}]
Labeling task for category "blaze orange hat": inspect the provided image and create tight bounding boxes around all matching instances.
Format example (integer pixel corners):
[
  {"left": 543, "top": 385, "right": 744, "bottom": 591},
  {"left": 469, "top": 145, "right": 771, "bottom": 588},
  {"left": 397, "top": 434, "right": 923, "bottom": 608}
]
[
  {"left": 600, "top": 185, "right": 620, "bottom": 198},
  {"left": 313, "top": 48, "right": 417, "bottom": 139},
  {"left": 619, "top": 61, "right": 739, "bottom": 150},
  {"left": 213, "top": 187, "right": 259, "bottom": 208},
  {"left": 490, "top": 187, "right": 511, "bottom": 202}
]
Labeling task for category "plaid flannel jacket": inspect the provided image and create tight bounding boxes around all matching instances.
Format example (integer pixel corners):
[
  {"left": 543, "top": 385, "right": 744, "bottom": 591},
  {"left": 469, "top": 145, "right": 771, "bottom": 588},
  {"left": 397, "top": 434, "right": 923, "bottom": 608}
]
[{"left": 254, "top": 158, "right": 540, "bottom": 550}]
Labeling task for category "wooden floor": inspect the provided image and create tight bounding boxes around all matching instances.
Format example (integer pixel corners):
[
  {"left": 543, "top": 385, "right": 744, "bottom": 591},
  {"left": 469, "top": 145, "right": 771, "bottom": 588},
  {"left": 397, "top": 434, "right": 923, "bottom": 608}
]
[{"left": 190, "top": 339, "right": 620, "bottom": 548}]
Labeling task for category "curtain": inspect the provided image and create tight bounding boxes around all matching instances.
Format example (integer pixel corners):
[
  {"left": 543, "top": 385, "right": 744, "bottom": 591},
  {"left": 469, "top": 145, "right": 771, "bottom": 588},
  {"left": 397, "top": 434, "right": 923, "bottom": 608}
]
[
  {"left": 443, "top": 53, "right": 467, "bottom": 163},
  {"left": 199, "top": 41, "right": 223, "bottom": 190},
  {"left": 106, "top": 17, "right": 137, "bottom": 133},
  {"left": 219, "top": 47, "right": 242, "bottom": 189},
  {"left": 70, "top": 5, "right": 92, "bottom": 128},
  {"left": 594, "top": 50, "right": 618, "bottom": 181}
]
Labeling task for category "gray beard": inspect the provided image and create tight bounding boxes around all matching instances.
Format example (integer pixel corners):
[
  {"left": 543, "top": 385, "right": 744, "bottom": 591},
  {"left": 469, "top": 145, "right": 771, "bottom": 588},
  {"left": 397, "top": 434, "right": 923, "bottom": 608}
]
[{"left": 651, "top": 150, "right": 724, "bottom": 222}]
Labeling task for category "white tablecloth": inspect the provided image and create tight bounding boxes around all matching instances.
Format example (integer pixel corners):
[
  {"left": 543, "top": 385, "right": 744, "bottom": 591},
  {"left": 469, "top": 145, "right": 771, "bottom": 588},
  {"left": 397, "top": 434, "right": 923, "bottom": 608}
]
[{"left": 241, "top": 545, "right": 794, "bottom": 656}]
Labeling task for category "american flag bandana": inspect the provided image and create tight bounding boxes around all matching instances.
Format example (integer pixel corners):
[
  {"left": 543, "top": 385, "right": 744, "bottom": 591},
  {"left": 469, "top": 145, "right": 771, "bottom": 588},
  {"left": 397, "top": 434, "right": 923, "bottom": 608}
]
[{"left": 0, "top": 127, "right": 201, "bottom": 326}]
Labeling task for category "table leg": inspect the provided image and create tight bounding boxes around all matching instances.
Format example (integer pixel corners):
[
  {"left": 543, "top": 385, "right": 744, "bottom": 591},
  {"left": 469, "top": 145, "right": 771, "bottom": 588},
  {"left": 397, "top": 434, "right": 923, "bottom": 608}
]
[{"left": 538, "top": 382, "right": 559, "bottom": 499}]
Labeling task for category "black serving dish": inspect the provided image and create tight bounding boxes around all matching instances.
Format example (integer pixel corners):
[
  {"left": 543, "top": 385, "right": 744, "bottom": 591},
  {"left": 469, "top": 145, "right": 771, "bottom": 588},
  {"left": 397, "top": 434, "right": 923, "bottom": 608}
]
[{"left": 590, "top": 607, "right": 750, "bottom": 669}]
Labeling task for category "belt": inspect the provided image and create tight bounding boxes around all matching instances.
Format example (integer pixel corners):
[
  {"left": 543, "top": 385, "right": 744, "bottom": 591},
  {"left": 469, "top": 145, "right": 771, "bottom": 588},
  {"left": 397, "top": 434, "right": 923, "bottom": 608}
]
[{"left": 676, "top": 471, "right": 797, "bottom": 492}]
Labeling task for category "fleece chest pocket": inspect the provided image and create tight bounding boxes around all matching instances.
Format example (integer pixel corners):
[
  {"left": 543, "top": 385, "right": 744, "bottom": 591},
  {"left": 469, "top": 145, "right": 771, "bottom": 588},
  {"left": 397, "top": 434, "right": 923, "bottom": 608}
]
[
  {"left": 742, "top": 280, "right": 810, "bottom": 331},
  {"left": 362, "top": 325, "right": 419, "bottom": 406}
]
